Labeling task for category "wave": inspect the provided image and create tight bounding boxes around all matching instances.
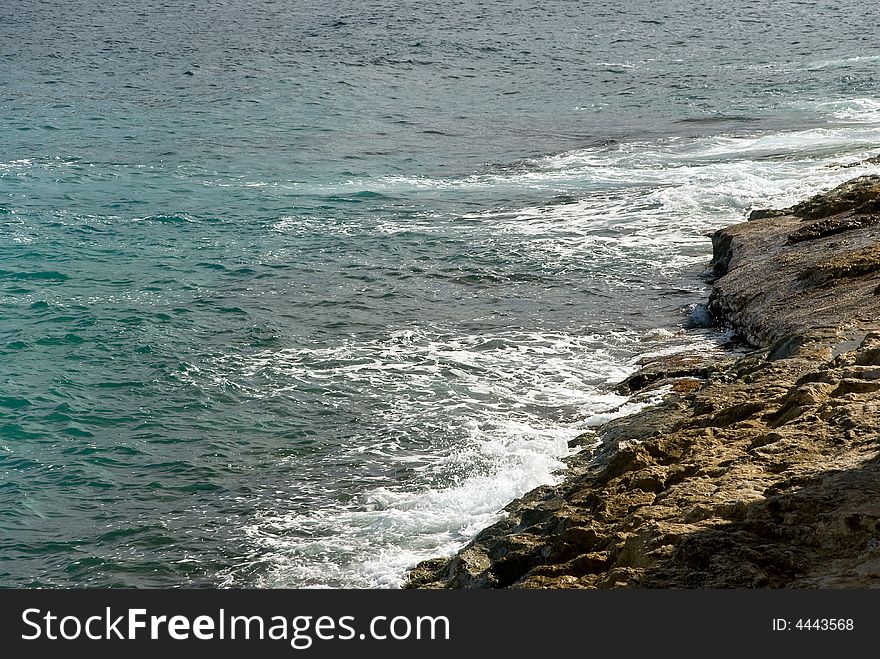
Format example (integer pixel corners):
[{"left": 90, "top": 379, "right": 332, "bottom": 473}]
[
  {"left": 231, "top": 102, "right": 880, "bottom": 587},
  {"left": 820, "top": 97, "right": 880, "bottom": 124},
  {"left": 204, "top": 324, "right": 722, "bottom": 588},
  {"left": 184, "top": 99, "right": 880, "bottom": 202},
  {"left": 11, "top": 96, "right": 879, "bottom": 588}
]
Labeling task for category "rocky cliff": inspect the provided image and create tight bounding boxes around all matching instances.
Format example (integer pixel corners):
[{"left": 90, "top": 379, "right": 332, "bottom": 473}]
[{"left": 406, "top": 175, "right": 880, "bottom": 588}]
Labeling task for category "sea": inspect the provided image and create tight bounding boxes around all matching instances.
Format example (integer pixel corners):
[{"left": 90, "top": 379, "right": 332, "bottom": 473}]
[{"left": 2, "top": 0, "right": 880, "bottom": 588}]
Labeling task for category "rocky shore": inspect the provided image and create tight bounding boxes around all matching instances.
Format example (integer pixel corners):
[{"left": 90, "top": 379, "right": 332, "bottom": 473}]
[{"left": 406, "top": 174, "right": 880, "bottom": 588}]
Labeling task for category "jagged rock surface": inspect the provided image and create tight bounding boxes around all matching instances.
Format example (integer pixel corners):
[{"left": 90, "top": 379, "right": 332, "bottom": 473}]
[{"left": 407, "top": 176, "right": 880, "bottom": 589}]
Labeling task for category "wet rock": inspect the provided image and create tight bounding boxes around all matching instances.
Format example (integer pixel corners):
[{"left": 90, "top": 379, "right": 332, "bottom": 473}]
[
  {"left": 748, "top": 175, "right": 880, "bottom": 222},
  {"left": 786, "top": 213, "right": 880, "bottom": 245},
  {"left": 615, "top": 352, "right": 722, "bottom": 395},
  {"left": 832, "top": 154, "right": 880, "bottom": 169},
  {"left": 789, "top": 175, "right": 880, "bottom": 220}
]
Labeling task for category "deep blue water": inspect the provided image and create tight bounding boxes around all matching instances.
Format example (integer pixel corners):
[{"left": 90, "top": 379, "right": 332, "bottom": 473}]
[{"left": 2, "top": 0, "right": 880, "bottom": 587}]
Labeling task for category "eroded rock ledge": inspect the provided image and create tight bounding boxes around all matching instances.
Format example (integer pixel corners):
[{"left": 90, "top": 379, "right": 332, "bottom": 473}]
[{"left": 406, "top": 175, "right": 880, "bottom": 588}]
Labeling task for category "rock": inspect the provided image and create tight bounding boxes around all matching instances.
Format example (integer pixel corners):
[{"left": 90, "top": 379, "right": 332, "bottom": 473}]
[
  {"left": 706, "top": 178, "right": 880, "bottom": 347},
  {"left": 786, "top": 213, "right": 880, "bottom": 245},
  {"left": 832, "top": 154, "right": 880, "bottom": 169},
  {"left": 406, "top": 175, "right": 880, "bottom": 589},
  {"left": 799, "top": 244, "right": 880, "bottom": 286},
  {"left": 748, "top": 175, "right": 880, "bottom": 223},
  {"left": 614, "top": 352, "right": 723, "bottom": 395},
  {"left": 787, "top": 175, "right": 880, "bottom": 220}
]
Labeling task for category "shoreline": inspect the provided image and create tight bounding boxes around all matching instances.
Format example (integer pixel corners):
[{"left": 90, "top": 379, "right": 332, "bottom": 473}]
[{"left": 406, "top": 174, "right": 880, "bottom": 588}]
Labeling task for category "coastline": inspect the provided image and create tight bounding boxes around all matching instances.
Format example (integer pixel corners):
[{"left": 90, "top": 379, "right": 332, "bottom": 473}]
[{"left": 406, "top": 174, "right": 880, "bottom": 588}]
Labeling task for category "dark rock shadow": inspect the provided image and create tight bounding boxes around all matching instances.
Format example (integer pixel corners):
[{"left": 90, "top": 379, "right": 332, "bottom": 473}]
[{"left": 636, "top": 452, "right": 880, "bottom": 588}]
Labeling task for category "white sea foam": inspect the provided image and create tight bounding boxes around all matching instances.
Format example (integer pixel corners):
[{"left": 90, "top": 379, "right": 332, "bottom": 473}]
[
  {"left": 239, "top": 419, "right": 576, "bottom": 588},
  {"left": 0, "top": 158, "right": 34, "bottom": 171},
  {"left": 822, "top": 98, "right": 880, "bottom": 124},
  {"left": 263, "top": 119, "right": 880, "bottom": 273},
  {"left": 209, "top": 322, "right": 719, "bottom": 588},
  {"left": 228, "top": 99, "right": 880, "bottom": 588},
  {"left": 469, "top": 122, "right": 880, "bottom": 265}
]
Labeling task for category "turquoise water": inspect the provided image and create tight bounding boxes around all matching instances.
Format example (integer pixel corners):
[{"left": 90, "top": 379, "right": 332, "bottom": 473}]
[{"left": 3, "top": 0, "right": 880, "bottom": 587}]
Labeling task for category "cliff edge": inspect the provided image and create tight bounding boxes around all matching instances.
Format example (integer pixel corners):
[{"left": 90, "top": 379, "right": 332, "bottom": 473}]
[{"left": 406, "top": 175, "right": 880, "bottom": 588}]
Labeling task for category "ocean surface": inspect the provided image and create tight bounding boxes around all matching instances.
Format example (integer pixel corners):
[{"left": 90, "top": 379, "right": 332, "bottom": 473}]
[{"left": 3, "top": 0, "right": 880, "bottom": 587}]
